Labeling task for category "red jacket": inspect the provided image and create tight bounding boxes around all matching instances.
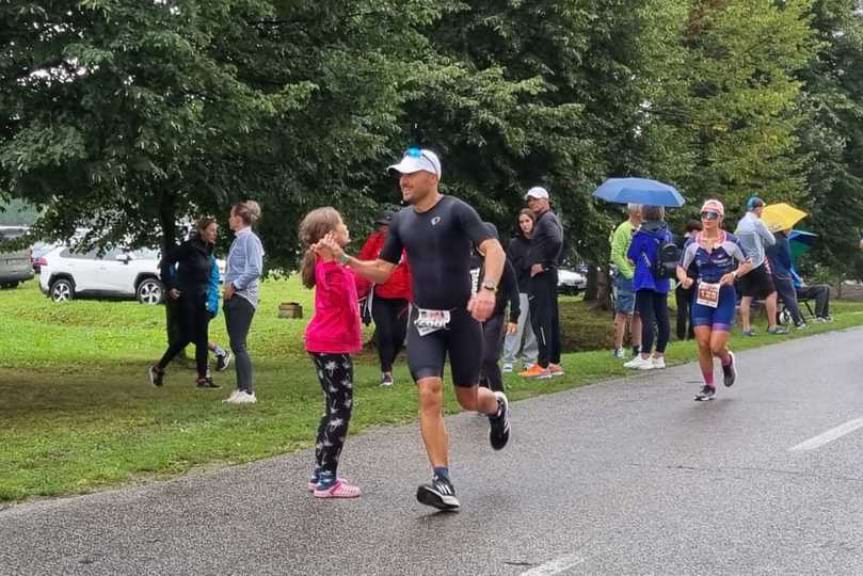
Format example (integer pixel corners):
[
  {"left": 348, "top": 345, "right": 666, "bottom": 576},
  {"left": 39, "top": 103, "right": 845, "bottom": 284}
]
[
  {"left": 355, "top": 231, "right": 412, "bottom": 301},
  {"left": 304, "top": 259, "right": 362, "bottom": 354}
]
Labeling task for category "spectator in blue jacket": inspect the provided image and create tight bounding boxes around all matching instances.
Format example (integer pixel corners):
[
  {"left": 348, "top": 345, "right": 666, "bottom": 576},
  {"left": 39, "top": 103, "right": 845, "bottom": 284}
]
[
  {"left": 205, "top": 255, "right": 232, "bottom": 371},
  {"left": 766, "top": 229, "right": 805, "bottom": 328},
  {"left": 624, "top": 205, "right": 672, "bottom": 371}
]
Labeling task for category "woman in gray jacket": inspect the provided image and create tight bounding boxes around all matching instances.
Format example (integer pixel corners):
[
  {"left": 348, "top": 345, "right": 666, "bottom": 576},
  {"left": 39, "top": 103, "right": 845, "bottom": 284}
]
[{"left": 223, "top": 200, "right": 264, "bottom": 404}]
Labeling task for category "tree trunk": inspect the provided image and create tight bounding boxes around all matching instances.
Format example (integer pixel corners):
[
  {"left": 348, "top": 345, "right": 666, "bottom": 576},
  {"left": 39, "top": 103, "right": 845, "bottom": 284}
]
[
  {"left": 583, "top": 263, "right": 612, "bottom": 311},
  {"left": 595, "top": 266, "right": 612, "bottom": 311},
  {"left": 584, "top": 264, "right": 599, "bottom": 302}
]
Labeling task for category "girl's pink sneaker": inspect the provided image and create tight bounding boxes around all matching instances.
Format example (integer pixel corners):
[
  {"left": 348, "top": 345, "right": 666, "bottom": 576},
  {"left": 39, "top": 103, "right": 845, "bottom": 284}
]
[
  {"left": 307, "top": 477, "right": 350, "bottom": 492},
  {"left": 313, "top": 480, "right": 361, "bottom": 499}
]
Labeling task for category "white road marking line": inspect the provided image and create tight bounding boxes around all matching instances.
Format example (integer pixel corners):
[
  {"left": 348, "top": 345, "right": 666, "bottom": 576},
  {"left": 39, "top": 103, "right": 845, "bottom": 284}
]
[
  {"left": 520, "top": 554, "right": 585, "bottom": 576},
  {"left": 790, "top": 418, "right": 863, "bottom": 452}
]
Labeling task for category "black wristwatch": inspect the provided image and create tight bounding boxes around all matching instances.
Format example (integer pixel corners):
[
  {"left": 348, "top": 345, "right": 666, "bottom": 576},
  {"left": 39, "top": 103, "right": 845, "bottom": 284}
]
[{"left": 481, "top": 282, "right": 498, "bottom": 293}]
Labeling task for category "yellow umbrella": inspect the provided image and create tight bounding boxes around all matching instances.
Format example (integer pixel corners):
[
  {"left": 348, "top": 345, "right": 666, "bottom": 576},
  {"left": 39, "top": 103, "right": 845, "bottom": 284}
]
[{"left": 761, "top": 202, "right": 808, "bottom": 233}]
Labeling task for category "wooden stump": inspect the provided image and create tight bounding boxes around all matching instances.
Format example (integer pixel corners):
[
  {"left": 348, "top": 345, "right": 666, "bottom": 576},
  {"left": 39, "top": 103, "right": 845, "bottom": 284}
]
[{"left": 278, "top": 302, "right": 303, "bottom": 319}]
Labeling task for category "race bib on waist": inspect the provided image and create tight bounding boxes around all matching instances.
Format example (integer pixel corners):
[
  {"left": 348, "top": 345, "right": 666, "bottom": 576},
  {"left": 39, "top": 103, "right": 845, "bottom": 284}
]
[
  {"left": 696, "top": 282, "right": 721, "bottom": 309},
  {"left": 414, "top": 308, "right": 452, "bottom": 337}
]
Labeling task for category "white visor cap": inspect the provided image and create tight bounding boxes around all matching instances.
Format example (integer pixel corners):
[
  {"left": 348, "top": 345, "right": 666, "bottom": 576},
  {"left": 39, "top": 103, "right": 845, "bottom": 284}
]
[{"left": 388, "top": 148, "right": 442, "bottom": 180}]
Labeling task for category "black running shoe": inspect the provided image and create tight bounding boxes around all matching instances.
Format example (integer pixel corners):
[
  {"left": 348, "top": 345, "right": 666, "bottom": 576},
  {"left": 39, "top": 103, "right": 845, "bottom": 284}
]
[
  {"left": 489, "top": 391, "right": 511, "bottom": 451},
  {"left": 694, "top": 385, "right": 716, "bottom": 402},
  {"left": 216, "top": 351, "right": 232, "bottom": 372},
  {"left": 416, "top": 475, "right": 460, "bottom": 511},
  {"left": 196, "top": 376, "right": 220, "bottom": 389},
  {"left": 722, "top": 351, "right": 737, "bottom": 387},
  {"left": 148, "top": 365, "right": 164, "bottom": 387}
]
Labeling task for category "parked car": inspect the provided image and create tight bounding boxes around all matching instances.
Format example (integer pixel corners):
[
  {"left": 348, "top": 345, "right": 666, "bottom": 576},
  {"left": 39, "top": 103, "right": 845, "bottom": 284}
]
[
  {"left": 39, "top": 246, "right": 164, "bottom": 304},
  {"left": 0, "top": 226, "right": 35, "bottom": 289},
  {"left": 557, "top": 268, "right": 587, "bottom": 295}
]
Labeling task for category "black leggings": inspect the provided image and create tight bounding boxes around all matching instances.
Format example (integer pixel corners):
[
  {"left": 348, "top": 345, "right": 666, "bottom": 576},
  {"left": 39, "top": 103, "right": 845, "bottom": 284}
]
[
  {"left": 529, "top": 270, "right": 561, "bottom": 368},
  {"left": 636, "top": 290, "right": 670, "bottom": 355},
  {"left": 372, "top": 297, "right": 408, "bottom": 373},
  {"left": 158, "top": 292, "right": 209, "bottom": 378},
  {"left": 774, "top": 276, "right": 803, "bottom": 325},
  {"left": 480, "top": 312, "right": 506, "bottom": 393},
  {"left": 312, "top": 353, "right": 354, "bottom": 477},
  {"left": 675, "top": 284, "right": 694, "bottom": 340}
]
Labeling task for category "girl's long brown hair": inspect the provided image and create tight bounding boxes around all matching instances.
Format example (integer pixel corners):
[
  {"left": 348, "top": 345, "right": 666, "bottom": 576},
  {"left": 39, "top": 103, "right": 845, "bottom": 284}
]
[
  {"left": 517, "top": 208, "right": 536, "bottom": 238},
  {"left": 299, "top": 207, "right": 343, "bottom": 288}
]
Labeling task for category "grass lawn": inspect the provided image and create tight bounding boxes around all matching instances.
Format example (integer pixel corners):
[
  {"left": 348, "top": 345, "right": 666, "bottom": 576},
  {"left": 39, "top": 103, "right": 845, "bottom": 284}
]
[{"left": 2, "top": 279, "right": 863, "bottom": 503}]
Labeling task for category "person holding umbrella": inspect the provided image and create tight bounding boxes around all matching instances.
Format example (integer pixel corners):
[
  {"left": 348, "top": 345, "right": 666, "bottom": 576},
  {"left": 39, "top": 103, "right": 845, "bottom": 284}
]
[
  {"left": 624, "top": 205, "right": 672, "bottom": 370},
  {"left": 678, "top": 200, "right": 753, "bottom": 401},
  {"left": 766, "top": 228, "right": 806, "bottom": 329}
]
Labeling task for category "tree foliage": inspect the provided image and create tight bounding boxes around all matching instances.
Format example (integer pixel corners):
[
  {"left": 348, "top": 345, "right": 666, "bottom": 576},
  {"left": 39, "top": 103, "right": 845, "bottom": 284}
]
[{"left": 1, "top": 0, "right": 862, "bottom": 284}]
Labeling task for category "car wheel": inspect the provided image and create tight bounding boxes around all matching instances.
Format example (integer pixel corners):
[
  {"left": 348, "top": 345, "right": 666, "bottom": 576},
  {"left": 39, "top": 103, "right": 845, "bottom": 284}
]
[
  {"left": 137, "top": 278, "right": 163, "bottom": 305},
  {"left": 50, "top": 279, "right": 74, "bottom": 302}
]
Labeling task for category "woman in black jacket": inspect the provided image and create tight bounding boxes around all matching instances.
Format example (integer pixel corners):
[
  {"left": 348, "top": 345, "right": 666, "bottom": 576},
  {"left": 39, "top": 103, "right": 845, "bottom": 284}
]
[
  {"left": 471, "top": 222, "right": 521, "bottom": 393},
  {"left": 501, "top": 209, "right": 539, "bottom": 372},
  {"left": 675, "top": 220, "right": 703, "bottom": 340},
  {"left": 149, "top": 217, "right": 220, "bottom": 388}
]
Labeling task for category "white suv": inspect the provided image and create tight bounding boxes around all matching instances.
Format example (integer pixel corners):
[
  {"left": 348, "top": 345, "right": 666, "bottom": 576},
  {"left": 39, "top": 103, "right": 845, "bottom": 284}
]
[{"left": 40, "top": 246, "right": 164, "bottom": 304}]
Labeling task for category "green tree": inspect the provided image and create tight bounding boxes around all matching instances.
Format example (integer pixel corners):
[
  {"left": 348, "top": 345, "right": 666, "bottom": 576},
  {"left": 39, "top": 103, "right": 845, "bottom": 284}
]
[
  {"left": 796, "top": 0, "right": 863, "bottom": 278},
  {"left": 646, "top": 0, "right": 817, "bottom": 222}
]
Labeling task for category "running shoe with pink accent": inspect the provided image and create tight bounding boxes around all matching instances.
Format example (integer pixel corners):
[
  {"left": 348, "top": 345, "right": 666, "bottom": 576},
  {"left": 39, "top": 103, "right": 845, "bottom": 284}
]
[
  {"left": 307, "top": 477, "right": 350, "bottom": 492},
  {"left": 313, "top": 480, "right": 362, "bottom": 499}
]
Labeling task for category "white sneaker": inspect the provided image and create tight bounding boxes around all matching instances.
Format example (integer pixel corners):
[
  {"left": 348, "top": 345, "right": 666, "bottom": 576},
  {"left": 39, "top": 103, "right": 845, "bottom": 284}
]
[
  {"left": 613, "top": 348, "right": 627, "bottom": 359},
  {"left": 225, "top": 390, "right": 257, "bottom": 404},
  {"left": 222, "top": 390, "right": 240, "bottom": 403},
  {"left": 502, "top": 363, "right": 513, "bottom": 373},
  {"left": 650, "top": 356, "right": 666, "bottom": 370},
  {"left": 624, "top": 355, "right": 654, "bottom": 370}
]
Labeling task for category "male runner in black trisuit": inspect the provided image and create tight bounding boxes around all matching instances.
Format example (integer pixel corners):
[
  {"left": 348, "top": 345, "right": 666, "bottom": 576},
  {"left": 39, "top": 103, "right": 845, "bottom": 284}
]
[{"left": 316, "top": 147, "right": 511, "bottom": 511}]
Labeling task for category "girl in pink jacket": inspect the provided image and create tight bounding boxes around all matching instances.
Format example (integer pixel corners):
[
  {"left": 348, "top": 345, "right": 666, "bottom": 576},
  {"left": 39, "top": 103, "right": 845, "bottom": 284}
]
[{"left": 300, "top": 207, "right": 362, "bottom": 499}]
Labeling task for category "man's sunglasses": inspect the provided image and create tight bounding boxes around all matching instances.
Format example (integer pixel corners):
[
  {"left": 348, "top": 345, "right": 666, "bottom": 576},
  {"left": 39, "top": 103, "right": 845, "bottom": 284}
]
[
  {"left": 701, "top": 211, "right": 720, "bottom": 221},
  {"left": 406, "top": 147, "right": 436, "bottom": 167}
]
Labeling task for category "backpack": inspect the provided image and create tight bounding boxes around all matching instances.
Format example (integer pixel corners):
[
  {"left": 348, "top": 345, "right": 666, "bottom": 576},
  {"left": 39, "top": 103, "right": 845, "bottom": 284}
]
[{"left": 652, "top": 234, "right": 680, "bottom": 280}]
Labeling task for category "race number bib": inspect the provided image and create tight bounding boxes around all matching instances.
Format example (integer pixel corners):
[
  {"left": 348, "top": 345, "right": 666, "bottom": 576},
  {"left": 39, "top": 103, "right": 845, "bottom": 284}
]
[
  {"left": 696, "top": 282, "right": 721, "bottom": 309},
  {"left": 414, "top": 308, "right": 452, "bottom": 337}
]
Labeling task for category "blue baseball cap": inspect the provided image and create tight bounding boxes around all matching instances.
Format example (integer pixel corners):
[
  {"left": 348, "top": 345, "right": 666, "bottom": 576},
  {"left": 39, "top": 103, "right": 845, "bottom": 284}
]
[{"left": 746, "top": 197, "right": 765, "bottom": 211}]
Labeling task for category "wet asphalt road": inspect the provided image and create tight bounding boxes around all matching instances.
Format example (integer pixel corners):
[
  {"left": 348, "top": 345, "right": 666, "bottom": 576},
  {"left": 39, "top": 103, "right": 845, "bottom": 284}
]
[{"left": 3, "top": 328, "right": 863, "bottom": 576}]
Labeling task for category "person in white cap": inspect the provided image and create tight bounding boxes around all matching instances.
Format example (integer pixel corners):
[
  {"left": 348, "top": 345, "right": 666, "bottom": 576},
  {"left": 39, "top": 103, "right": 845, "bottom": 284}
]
[
  {"left": 520, "top": 186, "right": 565, "bottom": 380},
  {"left": 315, "top": 147, "right": 512, "bottom": 512}
]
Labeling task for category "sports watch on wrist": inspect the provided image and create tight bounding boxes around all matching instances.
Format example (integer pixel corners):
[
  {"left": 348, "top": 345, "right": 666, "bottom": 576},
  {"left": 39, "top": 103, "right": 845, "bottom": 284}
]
[
  {"left": 338, "top": 252, "right": 350, "bottom": 265},
  {"left": 481, "top": 282, "right": 498, "bottom": 293}
]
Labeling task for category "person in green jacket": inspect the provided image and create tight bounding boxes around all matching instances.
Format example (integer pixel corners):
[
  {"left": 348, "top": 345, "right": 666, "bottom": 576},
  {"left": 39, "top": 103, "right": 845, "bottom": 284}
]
[{"left": 610, "top": 203, "right": 642, "bottom": 359}]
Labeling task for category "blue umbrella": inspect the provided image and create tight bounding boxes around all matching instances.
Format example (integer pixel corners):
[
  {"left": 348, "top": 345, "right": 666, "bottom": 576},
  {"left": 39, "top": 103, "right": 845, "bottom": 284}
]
[{"left": 593, "top": 177, "right": 686, "bottom": 208}]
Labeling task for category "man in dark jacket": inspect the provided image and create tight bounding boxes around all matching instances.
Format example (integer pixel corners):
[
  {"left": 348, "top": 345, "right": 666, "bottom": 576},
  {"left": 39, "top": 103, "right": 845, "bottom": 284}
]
[{"left": 520, "top": 186, "right": 564, "bottom": 380}]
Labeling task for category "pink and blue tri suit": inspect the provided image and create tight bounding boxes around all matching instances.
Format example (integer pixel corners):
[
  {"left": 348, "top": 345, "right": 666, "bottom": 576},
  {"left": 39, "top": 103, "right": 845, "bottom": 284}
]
[{"left": 680, "top": 231, "right": 748, "bottom": 333}]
